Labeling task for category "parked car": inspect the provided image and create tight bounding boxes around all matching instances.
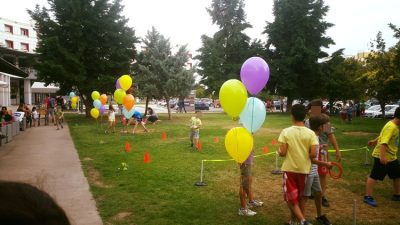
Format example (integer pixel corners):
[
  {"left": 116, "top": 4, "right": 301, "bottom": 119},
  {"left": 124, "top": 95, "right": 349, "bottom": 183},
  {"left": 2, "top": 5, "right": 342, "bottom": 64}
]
[
  {"left": 201, "top": 98, "right": 213, "bottom": 107},
  {"left": 364, "top": 105, "right": 399, "bottom": 118},
  {"left": 195, "top": 102, "right": 209, "bottom": 110},
  {"left": 213, "top": 99, "right": 220, "bottom": 108},
  {"left": 383, "top": 105, "right": 400, "bottom": 118}
]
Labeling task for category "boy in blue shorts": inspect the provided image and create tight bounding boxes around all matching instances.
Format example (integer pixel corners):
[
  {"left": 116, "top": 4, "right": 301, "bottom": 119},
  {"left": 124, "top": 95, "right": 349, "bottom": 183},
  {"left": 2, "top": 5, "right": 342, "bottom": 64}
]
[{"left": 304, "top": 115, "right": 333, "bottom": 225}]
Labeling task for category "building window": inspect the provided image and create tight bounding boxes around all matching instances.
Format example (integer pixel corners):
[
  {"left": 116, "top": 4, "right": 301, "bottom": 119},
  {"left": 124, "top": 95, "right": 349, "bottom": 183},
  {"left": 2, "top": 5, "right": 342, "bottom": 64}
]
[
  {"left": 5, "top": 40, "right": 14, "bottom": 49},
  {"left": 5, "top": 24, "right": 13, "bottom": 34},
  {"left": 21, "top": 28, "right": 29, "bottom": 37},
  {"left": 21, "top": 43, "right": 29, "bottom": 52}
]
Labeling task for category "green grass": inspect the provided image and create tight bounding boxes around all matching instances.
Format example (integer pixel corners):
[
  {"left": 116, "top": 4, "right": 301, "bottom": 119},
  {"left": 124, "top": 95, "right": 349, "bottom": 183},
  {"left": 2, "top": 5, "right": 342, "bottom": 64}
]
[{"left": 67, "top": 113, "right": 399, "bottom": 225}]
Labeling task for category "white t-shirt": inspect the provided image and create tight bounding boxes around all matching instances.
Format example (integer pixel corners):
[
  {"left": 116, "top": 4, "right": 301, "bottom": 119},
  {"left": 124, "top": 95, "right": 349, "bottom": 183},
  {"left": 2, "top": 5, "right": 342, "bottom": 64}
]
[{"left": 32, "top": 111, "right": 39, "bottom": 119}]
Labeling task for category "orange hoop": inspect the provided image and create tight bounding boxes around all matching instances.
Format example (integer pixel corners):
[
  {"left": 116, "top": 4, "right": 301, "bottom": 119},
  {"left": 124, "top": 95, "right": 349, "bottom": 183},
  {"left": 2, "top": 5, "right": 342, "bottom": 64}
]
[{"left": 329, "top": 162, "right": 343, "bottom": 179}]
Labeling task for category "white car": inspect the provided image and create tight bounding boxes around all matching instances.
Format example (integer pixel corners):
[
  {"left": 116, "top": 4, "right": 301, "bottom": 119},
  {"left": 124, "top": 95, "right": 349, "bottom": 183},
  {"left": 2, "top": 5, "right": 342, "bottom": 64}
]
[
  {"left": 364, "top": 105, "right": 399, "bottom": 118},
  {"left": 384, "top": 105, "right": 400, "bottom": 118}
]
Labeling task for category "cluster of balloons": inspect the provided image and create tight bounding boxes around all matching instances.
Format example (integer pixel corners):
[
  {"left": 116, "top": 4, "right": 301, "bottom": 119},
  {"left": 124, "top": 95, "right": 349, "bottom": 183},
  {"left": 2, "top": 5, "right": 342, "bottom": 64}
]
[
  {"left": 90, "top": 91, "right": 108, "bottom": 119},
  {"left": 89, "top": 74, "right": 135, "bottom": 119},
  {"left": 220, "top": 57, "right": 270, "bottom": 163},
  {"left": 114, "top": 75, "right": 136, "bottom": 119},
  {"left": 69, "top": 92, "right": 78, "bottom": 109}
]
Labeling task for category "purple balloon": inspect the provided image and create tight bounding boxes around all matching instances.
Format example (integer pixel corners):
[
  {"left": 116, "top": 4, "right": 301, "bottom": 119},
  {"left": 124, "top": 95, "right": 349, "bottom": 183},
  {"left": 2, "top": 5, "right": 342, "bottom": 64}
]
[
  {"left": 116, "top": 78, "right": 121, "bottom": 89},
  {"left": 240, "top": 57, "right": 270, "bottom": 95},
  {"left": 99, "top": 105, "right": 106, "bottom": 115}
]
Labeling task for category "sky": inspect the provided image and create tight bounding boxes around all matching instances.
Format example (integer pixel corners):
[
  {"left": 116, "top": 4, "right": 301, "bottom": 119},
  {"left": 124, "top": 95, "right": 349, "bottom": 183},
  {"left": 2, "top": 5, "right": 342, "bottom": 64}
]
[{"left": 1, "top": 0, "right": 399, "bottom": 57}]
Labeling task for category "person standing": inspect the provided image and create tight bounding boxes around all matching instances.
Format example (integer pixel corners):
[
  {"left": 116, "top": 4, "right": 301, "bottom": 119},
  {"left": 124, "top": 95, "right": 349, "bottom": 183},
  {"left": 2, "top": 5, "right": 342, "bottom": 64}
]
[
  {"left": 278, "top": 104, "right": 318, "bottom": 225},
  {"left": 238, "top": 150, "right": 263, "bottom": 216},
  {"left": 364, "top": 107, "right": 400, "bottom": 207},
  {"left": 307, "top": 99, "right": 341, "bottom": 207}
]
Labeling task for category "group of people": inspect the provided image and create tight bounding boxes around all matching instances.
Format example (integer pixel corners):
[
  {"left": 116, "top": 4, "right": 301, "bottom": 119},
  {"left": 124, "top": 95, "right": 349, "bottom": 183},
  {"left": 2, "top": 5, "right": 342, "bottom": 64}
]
[
  {"left": 238, "top": 99, "right": 400, "bottom": 225},
  {"left": 106, "top": 106, "right": 159, "bottom": 134}
]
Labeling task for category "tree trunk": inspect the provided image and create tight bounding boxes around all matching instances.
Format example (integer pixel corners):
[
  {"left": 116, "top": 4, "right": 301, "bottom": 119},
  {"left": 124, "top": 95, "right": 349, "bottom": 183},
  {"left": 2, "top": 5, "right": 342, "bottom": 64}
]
[
  {"left": 144, "top": 97, "right": 150, "bottom": 117},
  {"left": 286, "top": 96, "right": 293, "bottom": 113},
  {"left": 329, "top": 99, "right": 334, "bottom": 115},
  {"left": 81, "top": 94, "right": 91, "bottom": 117},
  {"left": 166, "top": 97, "right": 172, "bottom": 120},
  {"left": 380, "top": 101, "right": 386, "bottom": 118}
]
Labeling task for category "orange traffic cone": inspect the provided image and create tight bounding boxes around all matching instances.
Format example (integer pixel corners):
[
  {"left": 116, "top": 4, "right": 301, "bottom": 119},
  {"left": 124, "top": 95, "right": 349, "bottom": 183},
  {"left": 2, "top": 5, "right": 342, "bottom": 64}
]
[
  {"left": 196, "top": 141, "right": 202, "bottom": 152},
  {"left": 214, "top": 137, "right": 220, "bottom": 143},
  {"left": 144, "top": 151, "right": 151, "bottom": 163},
  {"left": 125, "top": 141, "right": 131, "bottom": 153},
  {"left": 263, "top": 146, "right": 269, "bottom": 153},
  {"left": 161, "top": 131, "right": 167, "bottom": 140},
  {"left": 271, "top": 139, "right": 277, "bottom": 145}
]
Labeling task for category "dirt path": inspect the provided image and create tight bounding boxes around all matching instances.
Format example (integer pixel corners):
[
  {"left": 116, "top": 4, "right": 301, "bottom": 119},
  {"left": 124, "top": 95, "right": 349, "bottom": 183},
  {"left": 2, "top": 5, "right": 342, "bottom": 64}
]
[{"left": 0, "top": 124, "right": 102, "bottom": 225}]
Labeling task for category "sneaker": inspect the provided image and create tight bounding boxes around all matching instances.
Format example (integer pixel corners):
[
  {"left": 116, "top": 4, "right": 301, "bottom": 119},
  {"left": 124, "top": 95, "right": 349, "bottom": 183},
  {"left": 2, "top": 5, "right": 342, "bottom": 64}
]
[
  {"left": 301, "top": 221, "right": 313, "bottom": 225},
  {"left": 238, "top": 208, "right": 256, "bottom": 216},
  {"left": 316, "top": 214, "right": 332, "bottom": 225},
  {"left": 322, "top": 197, "right": 330, "bottom": 207},
  {"left": 248, "top": 199, "right": 264, "bottom": 208},
  {"left": 391, "top": 195, "right": 400, "bottom": 201},
  {"left": 363, "top": 196, "right": 377, "bottom": 207}
]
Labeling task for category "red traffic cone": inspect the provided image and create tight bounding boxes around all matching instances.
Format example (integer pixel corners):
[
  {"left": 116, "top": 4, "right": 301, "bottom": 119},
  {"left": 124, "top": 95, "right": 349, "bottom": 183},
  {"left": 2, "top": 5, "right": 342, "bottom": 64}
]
[
  {"left": 214, "top": 137, "right": 220, "bottom": 143},
  {"left": 263, "top": 146, "right": 269, "bottom": 153},
  {"left": 125, "top": 142, "right": 131, "bottom": 153},
  {"left": 161, "top": 131, "right": 167, "bottom": 140},
  {"left": 271, "top": 139, "right": 277, "bottom": 145},
  {"left": 196, "top": 141, "right": 202, "bottom": 152},
  {"left": 144, "top": 151, "right": 151, "bottom": 163}
]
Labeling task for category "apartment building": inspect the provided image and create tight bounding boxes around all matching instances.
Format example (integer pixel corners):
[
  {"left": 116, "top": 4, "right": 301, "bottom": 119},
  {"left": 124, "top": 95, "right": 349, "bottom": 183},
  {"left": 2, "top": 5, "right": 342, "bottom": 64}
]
[{"left": 0, "top": 17, "right": 58, "bottom": 106}]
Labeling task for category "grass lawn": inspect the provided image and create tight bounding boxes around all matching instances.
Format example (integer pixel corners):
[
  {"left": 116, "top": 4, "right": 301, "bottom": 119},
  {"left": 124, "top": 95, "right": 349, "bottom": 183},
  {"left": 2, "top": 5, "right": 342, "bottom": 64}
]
[{"left": 67, "top": 112, "right": 400, "bottom": 225}]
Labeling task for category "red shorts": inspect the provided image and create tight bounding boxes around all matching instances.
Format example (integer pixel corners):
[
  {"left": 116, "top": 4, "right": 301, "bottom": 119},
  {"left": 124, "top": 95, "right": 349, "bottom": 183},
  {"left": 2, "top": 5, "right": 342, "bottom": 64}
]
[{"left": 282, "top": 172, "right": 306, "bottom": 205}]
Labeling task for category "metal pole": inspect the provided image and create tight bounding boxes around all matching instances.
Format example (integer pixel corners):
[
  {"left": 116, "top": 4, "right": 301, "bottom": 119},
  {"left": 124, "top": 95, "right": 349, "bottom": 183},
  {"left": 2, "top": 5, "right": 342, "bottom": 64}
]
[
  {"left": 364, "top": 147, "right": 370, "bottom": 167},
  {"left": 195, "top": 160, "right": 207, "bottom": 186},
  {"left": 272, "top": 151, "right": 282, "bottom": 175},
  {"left": 353, "top": 199, "right": 357, "bottom": 225}
]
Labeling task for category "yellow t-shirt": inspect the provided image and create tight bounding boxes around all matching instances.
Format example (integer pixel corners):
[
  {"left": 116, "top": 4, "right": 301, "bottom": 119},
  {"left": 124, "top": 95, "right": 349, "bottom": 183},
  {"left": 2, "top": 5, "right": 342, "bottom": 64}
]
[
  {"left": 278, "top": 126, "right": 319, "bottom": 174},
  {"left": 190, "top": 117, "right": 202, "bottom": 132},
  {"left": 372, "top": 120, "right": 399, "bottom": 161}
]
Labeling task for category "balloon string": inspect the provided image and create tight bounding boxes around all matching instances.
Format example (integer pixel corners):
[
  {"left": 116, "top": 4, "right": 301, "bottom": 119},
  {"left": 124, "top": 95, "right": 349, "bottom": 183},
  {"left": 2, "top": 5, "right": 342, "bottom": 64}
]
[
  {"left": 251, "top": 98, "right": 254, "bottom": 134},
  {"left": 235, "top": 128, "right": 239, "bottom": 162}
]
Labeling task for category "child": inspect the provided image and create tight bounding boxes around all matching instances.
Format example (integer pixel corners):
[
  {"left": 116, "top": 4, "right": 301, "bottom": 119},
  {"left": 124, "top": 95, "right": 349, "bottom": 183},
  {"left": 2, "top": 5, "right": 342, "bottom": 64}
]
[
  {"left": 106, "top": 104, "right": 116, "bottom": 133},
  {"left": 304, "top": 115, "right": 332, "bottom": 225},
  {"left": 55, "top": 107, "right": 64, "bottom": 130},
  {"left": 120, "top": 116, "right": 129, "bottom": 133},
  {"left": 278, "top": 104, "right": 318, "bottom": 225},
  {"left": 307, "top": 99, "right": 341, "bottom": 207},
  {"left": 32, "top": 107, "right": 39, "bottom": 127},
  {"left": 189, "top": 110, "right": 202, "bottom": 150},
  {"left": 238, "top": 150, "right": 263, "bottom": 216},
  {"left": 132, "top": 110, "right": 148, "bottom": 134},
  {"left": 364, "top": 107, "right": 400, "bottom": 207}
]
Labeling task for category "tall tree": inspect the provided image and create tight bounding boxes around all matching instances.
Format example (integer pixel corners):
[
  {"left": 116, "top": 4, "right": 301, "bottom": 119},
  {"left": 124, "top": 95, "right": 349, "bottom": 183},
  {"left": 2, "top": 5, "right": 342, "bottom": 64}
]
[
  {"left": 29, "top": 0, "right": 137, "bottom": 116},
  {"left": 135, "top": 27, "right": 194, "bottom": 119},
  {"left": 321, "top": 50, "right": 365, "bottom": 111},
  {"left": 196, "top": 0, "right": 252, "bottom": 95},
  {"left": 264, "top": 0, "right": 334, "bottom": 110},
  {"left": 362, "top": 31, "right": 400, "bottom": 117}
]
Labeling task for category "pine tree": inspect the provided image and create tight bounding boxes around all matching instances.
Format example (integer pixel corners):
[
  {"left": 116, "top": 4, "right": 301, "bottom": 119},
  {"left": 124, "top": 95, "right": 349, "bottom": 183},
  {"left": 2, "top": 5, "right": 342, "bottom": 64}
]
[
  {"left": 29, "top": 0, "right": 137, "bottom": 116},
  {"left": 196, "top": 0, "right": 252, "bottom": 95},
  {"left": 264, "top": 0, "right": 334, "bottom": 109},
  {"left": 135, "top": 27, "right": 194, "bottom": 119}
]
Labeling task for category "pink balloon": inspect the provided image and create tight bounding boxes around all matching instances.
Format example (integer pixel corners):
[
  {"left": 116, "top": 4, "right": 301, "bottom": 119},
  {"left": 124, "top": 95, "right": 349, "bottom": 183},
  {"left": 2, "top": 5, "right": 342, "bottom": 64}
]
[
  {"left": 116, "top": 78, "right": 121, "bottom": 89},
  {"left": 240, "top": 57, "right": 270, "bottom": 95}
]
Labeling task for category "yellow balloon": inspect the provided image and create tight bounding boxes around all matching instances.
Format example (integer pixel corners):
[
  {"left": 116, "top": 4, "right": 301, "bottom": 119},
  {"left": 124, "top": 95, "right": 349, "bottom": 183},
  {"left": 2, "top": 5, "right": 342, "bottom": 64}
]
[
  {"left": 119, "top": 75, "right": 133, "bottom": 91},
  {"left": 71, "top": 103, "right": 77, "bottom": 109},
  {"left": 225, "top": 127, "right": 253, "bottom": 163},
  {"left": 71, "top": 96, "right": 78, "bottom": 103},
  {"left": 114, "top": 89, "right": 126, "bottom": 104},
  {"left": 219, "top": 79, "right": 248, "bottom": 119},
  {"left": 90, "top": 108, "right": 100, "bottom": 119},
  {"left": 91, "top": 91, "right": 100, "bottom": 100}
]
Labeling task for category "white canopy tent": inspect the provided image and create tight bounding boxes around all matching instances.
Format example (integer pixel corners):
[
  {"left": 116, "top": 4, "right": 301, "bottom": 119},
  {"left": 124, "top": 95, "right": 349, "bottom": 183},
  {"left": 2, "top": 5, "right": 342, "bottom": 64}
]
[{"left": 31, "top": 82, "right": 60, "bottom": 93}]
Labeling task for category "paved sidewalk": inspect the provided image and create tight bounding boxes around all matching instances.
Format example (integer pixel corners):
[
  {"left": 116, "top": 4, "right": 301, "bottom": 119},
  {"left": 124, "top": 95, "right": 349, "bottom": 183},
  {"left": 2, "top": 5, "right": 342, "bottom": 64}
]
[{"left": 0, "top": 124, "right": 102, "bottom": 225}]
